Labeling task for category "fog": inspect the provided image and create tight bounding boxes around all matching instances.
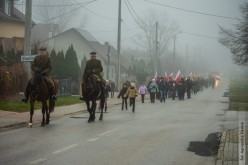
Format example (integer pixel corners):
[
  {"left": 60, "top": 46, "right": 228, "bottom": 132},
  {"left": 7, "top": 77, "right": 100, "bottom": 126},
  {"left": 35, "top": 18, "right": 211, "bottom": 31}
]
[
  {"left": 17, "top": 0, "right": 246, "bottom": 75},
  {"left": 78, "top": 0, "right": 244, "bottom": 75}
]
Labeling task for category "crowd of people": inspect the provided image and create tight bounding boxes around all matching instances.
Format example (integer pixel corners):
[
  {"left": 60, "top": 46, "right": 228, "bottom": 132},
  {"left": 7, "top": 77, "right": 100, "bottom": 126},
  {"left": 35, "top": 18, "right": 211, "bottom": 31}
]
[{"left": 114, "top": 74, "right": 217, "bottom": 112}]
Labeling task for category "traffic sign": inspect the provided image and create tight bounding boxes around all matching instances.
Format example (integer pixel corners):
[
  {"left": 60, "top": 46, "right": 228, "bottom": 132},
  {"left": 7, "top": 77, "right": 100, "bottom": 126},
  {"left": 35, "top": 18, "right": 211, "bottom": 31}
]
[{"left": 21, "top": 55, "right": 37, "bottom": 62}]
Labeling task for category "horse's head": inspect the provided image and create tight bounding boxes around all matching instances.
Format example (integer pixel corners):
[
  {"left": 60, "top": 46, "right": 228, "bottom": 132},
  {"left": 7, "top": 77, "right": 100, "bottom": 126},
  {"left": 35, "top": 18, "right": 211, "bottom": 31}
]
[
  {"left": 83, "top": 74, "right": 101, "bottom": 99},
  {"left": 30, "top": 72, "right": 48, "bottom": 100}
]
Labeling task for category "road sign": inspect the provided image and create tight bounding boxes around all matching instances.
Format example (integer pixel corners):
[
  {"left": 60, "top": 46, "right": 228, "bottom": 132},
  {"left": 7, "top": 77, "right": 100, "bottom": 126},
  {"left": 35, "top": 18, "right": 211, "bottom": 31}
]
[{"left": 21, "top": 55, "right": 37, "bottom": 62}]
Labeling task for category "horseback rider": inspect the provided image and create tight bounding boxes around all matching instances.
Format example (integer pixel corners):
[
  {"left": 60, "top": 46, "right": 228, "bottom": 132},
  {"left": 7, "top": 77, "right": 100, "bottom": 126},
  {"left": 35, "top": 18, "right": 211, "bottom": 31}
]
[
  {"left": 22, "top": 47, "right": 57, "bottom": 103},
  {"left": 80, "top": 51, "right": 106, "bottom": 100}
]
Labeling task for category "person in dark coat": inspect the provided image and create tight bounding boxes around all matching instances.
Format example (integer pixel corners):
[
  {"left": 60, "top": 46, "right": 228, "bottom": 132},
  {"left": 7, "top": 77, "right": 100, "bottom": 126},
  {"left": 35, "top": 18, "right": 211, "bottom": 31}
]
[
  {"left": 22, "top": 47, "right": 56, "bottom": 103},
  {"left": 158, "top": 77, "right": 166, "bottom": 102},
  {"left": 117, "top": 83, "right": 128, "bottom": 110},
  {"left": 80, "top": 52, "right": 105, "bottom": 100},
  {"left": 186, "top": 77, "right": 192, "bottom": 99}
]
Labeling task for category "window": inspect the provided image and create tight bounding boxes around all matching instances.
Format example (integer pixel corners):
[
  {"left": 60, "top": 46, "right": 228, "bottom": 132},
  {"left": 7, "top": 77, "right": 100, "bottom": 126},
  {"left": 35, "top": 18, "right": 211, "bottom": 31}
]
[{"left": 5, "top": 0, "right": 11, "bottom": 16}]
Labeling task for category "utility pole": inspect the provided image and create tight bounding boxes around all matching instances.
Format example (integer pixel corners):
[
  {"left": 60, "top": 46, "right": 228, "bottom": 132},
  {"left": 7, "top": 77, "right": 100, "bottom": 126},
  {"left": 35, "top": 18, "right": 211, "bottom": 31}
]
[
  {"left": 154, "top": 22, "right": 158, "bottom": 76},
  {"left": 116, "top": 0, "right": 121, "bottom": 91},
  {"left": 106, "top": 42, "right": 110, "bottom": 80},
  {"left": 173, "top": 34, "right": 176, "bottom": 72},
  {"left": 23, "top": 0, "right": 32, "bottom": 78}
]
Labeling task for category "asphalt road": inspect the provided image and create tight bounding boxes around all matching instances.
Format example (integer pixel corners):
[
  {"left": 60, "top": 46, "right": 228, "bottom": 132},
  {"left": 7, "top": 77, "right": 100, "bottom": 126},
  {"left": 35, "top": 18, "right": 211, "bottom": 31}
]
[{"left": 0, "top": 82, "right": 228, "bottom": 165}]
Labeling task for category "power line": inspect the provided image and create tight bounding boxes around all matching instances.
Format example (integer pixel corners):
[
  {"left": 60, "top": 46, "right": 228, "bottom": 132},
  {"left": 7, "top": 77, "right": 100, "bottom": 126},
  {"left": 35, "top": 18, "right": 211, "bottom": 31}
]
[
  {"left": 73, "top": 0, "right": 117, "bottom": 20},
  {"left": 144, "top": 0, "right": 241, "bottom": 21},
  {"left": 182, "top": 31, "right": 218, "bottom": 40},
  {"left": 41, "top": 0, "right": 98, "bottom": 23}
]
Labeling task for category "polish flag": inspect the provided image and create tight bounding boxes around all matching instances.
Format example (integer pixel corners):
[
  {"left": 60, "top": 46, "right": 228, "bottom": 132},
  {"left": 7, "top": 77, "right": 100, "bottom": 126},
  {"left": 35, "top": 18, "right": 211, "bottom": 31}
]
[
  {"left": 189, "top": 72, "right": 193, "bottom": 79},
  {"left": 175, "top": 70, "right": 181, "bottom": 83},
  {"left": 164, "top": 72, "right": 167, "bottom": 77},
  {"left": 154, "top": 71, "right": 157, "bottom": 79}
]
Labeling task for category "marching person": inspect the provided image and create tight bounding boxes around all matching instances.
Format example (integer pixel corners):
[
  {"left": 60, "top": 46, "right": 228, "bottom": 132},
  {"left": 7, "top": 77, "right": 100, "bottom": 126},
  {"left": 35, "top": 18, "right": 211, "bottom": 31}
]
[
  {"left": 22, "top": 47, "right": 56, "bottom": 103},
  {"left": 125, "top": 82, "right": 138, "bottom": 113},
  {"left": 138, "top": 83, "right": 147, "bottom": 103},
  {"left": 117, "top": 83, "right": 128, "bottom": 110},
  {"left": 158, "top": 77, "right": 166, "bottom": 103},
  {"left": 80, "top": 51, "right": 106, "bottom": 100},
  {"left": 149, "top": 79, "right": 158, "bottom": 103}
]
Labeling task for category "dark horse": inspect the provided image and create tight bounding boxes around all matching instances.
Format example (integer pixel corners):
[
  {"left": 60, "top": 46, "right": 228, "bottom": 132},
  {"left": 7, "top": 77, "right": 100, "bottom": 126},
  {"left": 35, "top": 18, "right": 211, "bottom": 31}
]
[
  {"left": 82, "top": 73, "right": 105, "bottom": 123},
  {"left": 27, "top": 72, "right": 57, "bottom": 127}
]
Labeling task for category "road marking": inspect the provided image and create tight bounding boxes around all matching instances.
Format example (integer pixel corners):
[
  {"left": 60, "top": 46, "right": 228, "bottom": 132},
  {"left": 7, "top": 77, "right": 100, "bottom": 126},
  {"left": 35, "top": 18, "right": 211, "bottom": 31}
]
[
  {"left": 30, "top": 158, "right": 47, "bottom": 164},
  {"left": 53, "top": 144, "right": 78, "bottom": 154},
  {"left": 98, "top": 119, "right": 145, "bottom": 137},
  {"left": 87, "top": 138, "right": 100, "bottom": 142}
]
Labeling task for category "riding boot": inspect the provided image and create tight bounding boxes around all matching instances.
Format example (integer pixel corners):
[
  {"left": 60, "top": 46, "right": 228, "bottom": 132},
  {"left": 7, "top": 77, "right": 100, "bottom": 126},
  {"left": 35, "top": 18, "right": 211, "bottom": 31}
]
[
  {"left": 22, "top": 81, "right": 30, "bottom": 103},
  {"left": 80, "top": 83, "right": 85, "bottom": 101}
]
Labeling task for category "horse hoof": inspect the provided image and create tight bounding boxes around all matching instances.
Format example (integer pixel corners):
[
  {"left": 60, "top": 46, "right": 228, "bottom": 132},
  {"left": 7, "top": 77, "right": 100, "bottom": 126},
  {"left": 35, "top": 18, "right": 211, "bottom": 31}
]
[
  {"left": 41, "top": 123, "right": 45, "bottom": 127},
  {"left": 99, "top": 117, "right": 102, "bottom": 121},
  {"left": 46, "top": 121, "right": 50, "bottom": 125},
  {"left": 28, "top": 123, "right": 32, "bottom": 128},
  {"left": 88, "top": 120, "right": 92, "bottom": 123}
]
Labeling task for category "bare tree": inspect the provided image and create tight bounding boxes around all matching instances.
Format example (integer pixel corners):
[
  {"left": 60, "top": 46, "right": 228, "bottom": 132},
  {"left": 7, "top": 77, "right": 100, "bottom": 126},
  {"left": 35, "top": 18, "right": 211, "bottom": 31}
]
[
  {"left": 219, "top": 2, "right": 248, "bottom": 67},
  {"left": 135, "top": 9, "right": 179, "bottom": 75},
  {"left": 33, "top": 0, "right": 87, "bottom": 32}
]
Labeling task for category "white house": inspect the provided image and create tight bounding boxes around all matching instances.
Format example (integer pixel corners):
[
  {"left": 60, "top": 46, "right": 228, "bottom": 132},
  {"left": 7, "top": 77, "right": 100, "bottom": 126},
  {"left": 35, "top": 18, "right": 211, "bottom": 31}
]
[{"left": 41, "top": 28, "right": 129, "bottom": 84}]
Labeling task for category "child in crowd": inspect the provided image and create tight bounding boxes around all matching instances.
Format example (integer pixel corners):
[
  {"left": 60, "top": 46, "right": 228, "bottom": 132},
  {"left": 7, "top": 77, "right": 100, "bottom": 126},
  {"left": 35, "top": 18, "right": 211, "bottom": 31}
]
[
  {"left": 117, "top": 83, "right": 128, "bottom": 110},
  {"left": 139, "top": 83, "right": 147, "bottom": 103},
  {"left": 125, "top": 82, "right": 138, "bottom": 113}
]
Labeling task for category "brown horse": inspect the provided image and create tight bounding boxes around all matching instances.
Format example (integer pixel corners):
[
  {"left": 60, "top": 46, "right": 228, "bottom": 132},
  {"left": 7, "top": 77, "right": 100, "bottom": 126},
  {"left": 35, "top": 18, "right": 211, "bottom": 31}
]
[
  {"left": 28, "top": 72, "right": 58, "bottom": 127},
  {"left": 81, "top": 73, "right": 105, "bottom": 123}
]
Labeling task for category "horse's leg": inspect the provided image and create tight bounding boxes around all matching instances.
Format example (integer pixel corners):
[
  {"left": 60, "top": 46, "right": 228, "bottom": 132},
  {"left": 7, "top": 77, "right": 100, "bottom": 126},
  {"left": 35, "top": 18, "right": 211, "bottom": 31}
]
[
  {"left": 104, "top": 98, "right": 107, "bottom": 112},
  {"left": 99, "top": 97, "right": 104, "bottom": 121},
  {"left": 41, "top": 102, "right": 46, "bottom": 127},
  {"left": 28, "top": 101, "right": 35, "bottom": 128},
  {"left": 86, "top": 100, "right": 92, "bottom": 123},
  {"left": 45, "top": 101, "right": 50, "bottom": 125},
  {"left": 91, "top": 100, "right": 96, "bottom": 122}
]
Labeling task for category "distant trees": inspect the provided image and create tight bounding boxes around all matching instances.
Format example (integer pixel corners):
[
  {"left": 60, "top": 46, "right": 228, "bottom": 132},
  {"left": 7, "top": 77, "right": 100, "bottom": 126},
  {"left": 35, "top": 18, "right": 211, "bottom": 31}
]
[
  {"left": 219, "top": 2, "right": 248, "bottom": 67},
  {"left": 50, "top": 45, "right": 81, "bottom": 82},
  {"left": 137, "top": 10, "right": 179, "bottom": 75}
]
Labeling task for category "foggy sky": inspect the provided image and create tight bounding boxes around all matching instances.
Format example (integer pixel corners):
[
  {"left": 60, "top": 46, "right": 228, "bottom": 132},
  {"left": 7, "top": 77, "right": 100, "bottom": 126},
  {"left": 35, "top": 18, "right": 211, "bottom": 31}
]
[
  {"left": 73, "top": 0, "right": 245, "bottom": 73},
  {"left": 16, "top": 0, "right": 247, "bottom": 73}
]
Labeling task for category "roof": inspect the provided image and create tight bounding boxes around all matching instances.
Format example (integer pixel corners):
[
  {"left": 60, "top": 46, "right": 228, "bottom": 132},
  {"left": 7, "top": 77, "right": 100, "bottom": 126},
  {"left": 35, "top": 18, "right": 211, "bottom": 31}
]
[
  {"left": 0, "top": 7, "right": 35, "bottom": 24},
  {"left": 43, "top": 28, "right": 129, "bottom": 71}
]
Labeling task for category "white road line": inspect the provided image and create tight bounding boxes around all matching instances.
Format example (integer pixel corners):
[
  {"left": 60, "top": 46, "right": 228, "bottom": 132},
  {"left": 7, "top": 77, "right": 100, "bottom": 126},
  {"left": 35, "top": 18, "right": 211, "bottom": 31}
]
[
  {"left": 30, "top": 158, "right": 47, "bottom": 164},
  {"left": 87, "top": 138, "right": 100, "bottom": 142},
  {"left": 98, "top": 119, "right": 144, "bottom": 137},
  {"left": 53, "top": 144, "right": 78, "bottom": 154}
]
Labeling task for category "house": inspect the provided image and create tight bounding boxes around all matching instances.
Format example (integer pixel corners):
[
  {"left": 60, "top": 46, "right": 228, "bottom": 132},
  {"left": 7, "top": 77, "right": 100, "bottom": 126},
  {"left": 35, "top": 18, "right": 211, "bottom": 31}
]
[
  {"left": 31, "top": 23, "right": 59, "bottom": 45},
  {"left": 0, "top": 0, "right": 28, "bottom": 53},
  {"left": 41, "top": 28, "right": 130, "bottom": 84}
]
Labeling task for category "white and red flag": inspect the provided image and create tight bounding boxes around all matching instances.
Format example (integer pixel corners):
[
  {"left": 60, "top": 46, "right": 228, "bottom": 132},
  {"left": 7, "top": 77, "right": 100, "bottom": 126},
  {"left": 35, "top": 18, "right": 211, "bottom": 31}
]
[
  {"left": 189, "top": 72, "right": 193, "bottom": 79},
  {"left": 175, "top": 70, "right": 181, "bottom": 83}
]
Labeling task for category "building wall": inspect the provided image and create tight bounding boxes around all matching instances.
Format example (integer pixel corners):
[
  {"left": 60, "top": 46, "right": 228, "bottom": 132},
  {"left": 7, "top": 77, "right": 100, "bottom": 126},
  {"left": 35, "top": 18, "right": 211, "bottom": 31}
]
[
  {"left": 0, "top": 21, "right": 24, "bottom": 38},
  {"left": 41, "top": 30, "right": 117, "bottom": 80}
]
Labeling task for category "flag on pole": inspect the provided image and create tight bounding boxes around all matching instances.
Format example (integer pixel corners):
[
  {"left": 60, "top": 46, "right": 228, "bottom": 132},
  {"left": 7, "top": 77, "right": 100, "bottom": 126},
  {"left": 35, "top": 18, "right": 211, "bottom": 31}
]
[
  {"left": 189, "top": 72, "right": 193, "bottom": 79},
  {"left": 169, "top": 72, "right": 173, "bottom": 77},
  {"left": 175, "top": 70, "right": 181, "bottom": 83},
  {"left": 154, "top": 72, "right": 157, "bottom": 79}
]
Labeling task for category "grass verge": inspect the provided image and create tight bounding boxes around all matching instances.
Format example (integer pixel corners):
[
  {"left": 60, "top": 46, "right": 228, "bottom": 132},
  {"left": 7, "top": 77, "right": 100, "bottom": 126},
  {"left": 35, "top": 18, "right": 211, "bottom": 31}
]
[
  {"left": 229, "top": 76, "right": 248, "bottom": 111},
  {"left": 0, "top": 95, "right": 83, "bottom": 113}
]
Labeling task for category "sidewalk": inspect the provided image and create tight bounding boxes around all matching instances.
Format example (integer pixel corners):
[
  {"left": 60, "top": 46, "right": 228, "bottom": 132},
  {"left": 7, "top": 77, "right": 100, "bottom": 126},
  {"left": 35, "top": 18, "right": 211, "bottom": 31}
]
[
  {"left": 215, "top": 111, "right": 248, "bottom": 165},
  {"left": 0, "top": 94, "right": 122, "bottom": 131}
]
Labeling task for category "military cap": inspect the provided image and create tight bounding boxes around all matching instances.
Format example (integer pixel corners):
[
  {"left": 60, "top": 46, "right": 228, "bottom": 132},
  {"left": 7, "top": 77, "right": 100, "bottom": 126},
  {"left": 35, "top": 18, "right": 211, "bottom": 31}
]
[
  {"left": 39, "top": 47, "right": 47, "bottom": 51},
  {"left": 90, "top": 51, "right": 96, "bottom": 56}
]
